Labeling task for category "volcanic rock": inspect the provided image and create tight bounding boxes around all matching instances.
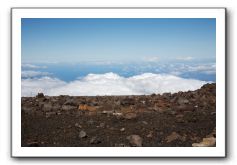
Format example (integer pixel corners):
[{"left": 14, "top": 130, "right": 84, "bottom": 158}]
[
  {"left": 123, "top": 113, "right": 137, "bottom": 120},
  {"left": 64, "top": 99, "right": 78, "bottom": 106},
  {"left": 79, "top": 130, "right": 87, "bottom": 138},
  {"left": 165, "top": 132, "right": 182, "bottom": 143},
  {"left": 21, "top": 83, "right": 216, "bottom": 147},
  {"left": 43, "top": 103, "right": 52, "bottom": 112},
  {"left": 177, "top": 98, "right": 189, "bottom": 105},
  {"left": 90, "top": 136, "right": 101, "bottom": 144},
  {"left": 75, "top": 123, "right": 82, "bottom": 128},
  {"left": 62, "top": 105, "right": 77, "bottom": 111},
  {"left": 121, "top": 98, "right": 135, "bottom": 106},
  {"left": 127, "top": 135, "right": 143, "bottom": 147},
  {"left": 36, "top": 93, "right": 44, "bottom": 98},
  {"left": 192, "top": 137, "right": 216, "bottom": 147}
]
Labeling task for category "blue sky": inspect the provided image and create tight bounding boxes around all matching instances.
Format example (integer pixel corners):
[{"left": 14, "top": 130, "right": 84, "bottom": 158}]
[{"left": 21, "top": 18, "right": 216, "bottom": 63}]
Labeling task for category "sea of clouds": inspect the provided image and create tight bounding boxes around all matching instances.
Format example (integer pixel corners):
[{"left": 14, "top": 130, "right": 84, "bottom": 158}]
[{"left": 21, "top": 72, "right": 209, "bottom": 97}]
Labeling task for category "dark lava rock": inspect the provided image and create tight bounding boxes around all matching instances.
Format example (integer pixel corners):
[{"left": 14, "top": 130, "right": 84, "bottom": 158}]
[
  {"left": 37, "top": 93, "right": 44, "bottom": 98},
  {"left": 79, "top": 130, "right": 87, "bottom": 138},
  {"left": 90, "top": 136, "right": 101, "bottom": 144},
  {"left": 62, "top": 105, "right": 77, "bottom": 111},
  {"left": 121, "top": 98, "right": 135, "bottom": 106},
  {"left": 64, "top": 99, "right": 78, "bottom": 106}
]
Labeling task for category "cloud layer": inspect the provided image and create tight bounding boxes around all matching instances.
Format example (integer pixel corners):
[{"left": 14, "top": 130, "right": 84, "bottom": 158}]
[
  {"left": 22, "top": 72, "right": 208, "bottom": 97},
  {"left": 22, "top": 63, "right": 47, "bottom": 69},
  {"left": 22, "top": 71, "right": 51, "bottom": 78}
]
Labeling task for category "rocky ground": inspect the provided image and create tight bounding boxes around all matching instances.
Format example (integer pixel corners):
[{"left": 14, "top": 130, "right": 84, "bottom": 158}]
[{"left": 21, "top": 83, "right": 216, "bottom": 147}]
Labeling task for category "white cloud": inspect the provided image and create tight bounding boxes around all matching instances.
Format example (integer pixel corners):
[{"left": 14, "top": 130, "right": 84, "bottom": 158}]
[
  {"left": 21, "top": 71, "right": 51, "bottom": 78},
  {"left": 187, "top": 64, "right": 216, "bottom": 74},
  {"left": 21, "top": 72, "right": 209, "bottom": 97},
  {"left": 22, "top": 77, "right": 66, "bottom": 97},
  {"left": 143, "top": 56, "right": 159, "bottom": 62},
  {"left": 176, "top": 56, "right": 194, "bottom": 61},
  {"left": 22, "top": 64, "right": 47, "bottom": 69}
]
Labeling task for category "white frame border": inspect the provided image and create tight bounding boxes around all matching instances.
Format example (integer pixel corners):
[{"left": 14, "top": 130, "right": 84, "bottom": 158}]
[{"left": 11, "top": 8, "right": 226, "bottom": 157}]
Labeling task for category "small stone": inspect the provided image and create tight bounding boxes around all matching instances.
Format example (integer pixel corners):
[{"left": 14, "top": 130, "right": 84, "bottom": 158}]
[
  {"left": 79, "top": 130, "right": 87, "bottom": 138},
  {"left": 62, "top": 105, "right": 77, "bottom": 111},
  {"left": 114, "top": 143, "right": 128, "bottom": 147},
  {"left": 163, "top": 93, "right": 171, "bottom": 99},
  {"left": 192, "top": 137, "right": 216, "bottom": 147},
  {"left": 113, "top": 112, "right": 123, "bottom": 116},
  {"left": 141, "top": 100, "right": 146, "bottom": 104},
  {"left": 176, "top": 118, "right": 185, "bottom": 123},
  {"left": 211, "top": 112, "right": 216, "bottom": 115},
  {"left": 90, "top": 136, "right": 101, "bottom": 144},
  {"left": 121, "top": 98, "right": 135, "bottom": 106},
  {"left": 167, "top": 110, "right": 176, "bottom": 115},
  {"left": 52, "top": 104, "right": 61, "bottom": 111},
  {"left": 114, "top": 100, "right": 121, "bottom": 106},
  {"left": 101, "top": 110, "right": 113, "bottom": 114},
  {"left": 176, "top": 114, "right": 184, "bottom": 118},
  {"left": 43, "top": 103, "right": 52, "bottom": 112},
  {"left": 178, "top": 98, "right": 189, "bottom": 105},
  {"left": 124, "top": 113, "right": 137, "bottom": 120},
  {"left": 64, "top": 99, "right": 78, "bottom": 106},
  {"left": 45, "top": 112, "right": 56, "bottom": 118},
  {"left": 165, "top": 132, "right": 181, "bottom": 143},
  {"left": 75, "top": 123, "right": 82, "bottom": 128},
  {"left": 56, "top": 111, "right": 61, "bottom": 115},
  {"left": 142, "top": 121, "right": 148, "bottom": 125},
  {"left": 146, "top": 131, "right": 153, "bottom": 138},
  {"left": 22, "top": 107, "right": 33, "bottom": 113},
  {"left": 99, "top": 123, "right": 105, "bottom": 128},
  {"left": 27, "top": 141, "right": 40, "bottom": 147},
  {"left": 120, "top": 128, "right": 125, "bottom": 132},
  {"left": 87, "top": 120, "right": 94, "bottom": 125},
  {"left": 127, "top": 135, "right": 143, "bottom": 147}
]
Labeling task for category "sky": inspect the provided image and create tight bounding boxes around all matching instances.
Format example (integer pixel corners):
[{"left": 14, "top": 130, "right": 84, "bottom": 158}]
[
  {"left": 21, "top": 18, "right": 216, "bottom": 63},
  {"left": 21, "top": 18, "right": 216, "bottom": 96}
]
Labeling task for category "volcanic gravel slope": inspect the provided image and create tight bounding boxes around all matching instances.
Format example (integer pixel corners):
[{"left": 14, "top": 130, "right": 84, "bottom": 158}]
[{"left": 21, "top": 83, "right": 216, "bottom": 147}]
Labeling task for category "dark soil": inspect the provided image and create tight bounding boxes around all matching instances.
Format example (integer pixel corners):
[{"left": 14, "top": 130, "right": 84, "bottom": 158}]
[{"left": 21, "top": 83, "right": 216, "bottom": 147}]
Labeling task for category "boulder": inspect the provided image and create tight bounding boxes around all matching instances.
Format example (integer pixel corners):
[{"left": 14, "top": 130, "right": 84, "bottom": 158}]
[{"left": 36, "top": 93, "right": 44, "bottom": 98}]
